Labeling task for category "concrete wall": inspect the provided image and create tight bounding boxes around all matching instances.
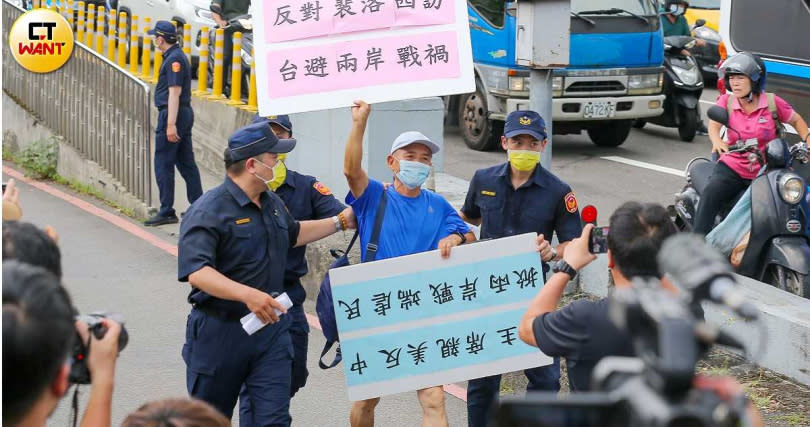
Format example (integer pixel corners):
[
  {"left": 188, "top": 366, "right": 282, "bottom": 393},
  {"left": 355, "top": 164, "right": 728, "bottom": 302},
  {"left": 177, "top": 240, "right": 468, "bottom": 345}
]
[{"left": 3, "top": 93, "right": 153, "bottom": 218}]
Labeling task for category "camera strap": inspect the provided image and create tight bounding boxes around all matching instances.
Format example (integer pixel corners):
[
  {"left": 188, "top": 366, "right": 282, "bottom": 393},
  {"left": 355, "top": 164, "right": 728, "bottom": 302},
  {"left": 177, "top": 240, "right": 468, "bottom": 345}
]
[
  {"left": 69, "top": 333, "right": 92, "bottom": 427},
  {"left": 71, "top": 386, "right": 80, "bottom": 427}
]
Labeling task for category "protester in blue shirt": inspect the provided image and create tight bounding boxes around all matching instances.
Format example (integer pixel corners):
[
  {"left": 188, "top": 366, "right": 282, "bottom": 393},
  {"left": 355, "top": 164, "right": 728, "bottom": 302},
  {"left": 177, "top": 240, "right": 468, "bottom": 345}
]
[{"left": 343, "top": 100, "right": 475, "bottom": 427}]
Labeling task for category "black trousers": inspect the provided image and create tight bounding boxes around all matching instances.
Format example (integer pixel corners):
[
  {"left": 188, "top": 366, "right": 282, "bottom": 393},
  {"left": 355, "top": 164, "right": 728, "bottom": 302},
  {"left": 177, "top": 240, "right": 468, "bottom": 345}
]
[{"left": 693, "top": 161, "right": 751, "bottom": 234}]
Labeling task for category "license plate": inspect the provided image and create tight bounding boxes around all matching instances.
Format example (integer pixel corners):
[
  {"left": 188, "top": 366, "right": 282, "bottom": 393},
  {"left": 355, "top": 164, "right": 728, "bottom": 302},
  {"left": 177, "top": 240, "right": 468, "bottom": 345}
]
[{"left": 583, "top": 101, "right": 617, "bottom": 119}]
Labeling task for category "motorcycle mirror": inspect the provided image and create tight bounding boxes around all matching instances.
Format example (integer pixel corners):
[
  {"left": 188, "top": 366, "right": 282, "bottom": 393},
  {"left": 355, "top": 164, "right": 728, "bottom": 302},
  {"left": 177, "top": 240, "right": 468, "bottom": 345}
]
[
  {"left": 707, "top": 106, "right": 730, "bottom": 127},
  {"left": 694, "top": 19, "right": 706, "bottom": 28}
]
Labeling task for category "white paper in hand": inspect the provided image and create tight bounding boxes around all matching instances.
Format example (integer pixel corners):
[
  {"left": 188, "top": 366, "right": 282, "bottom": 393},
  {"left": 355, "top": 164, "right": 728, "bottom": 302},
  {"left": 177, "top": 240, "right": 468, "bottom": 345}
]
[{"left": 240, "top": 293, "right": 293, "bottom": 335}]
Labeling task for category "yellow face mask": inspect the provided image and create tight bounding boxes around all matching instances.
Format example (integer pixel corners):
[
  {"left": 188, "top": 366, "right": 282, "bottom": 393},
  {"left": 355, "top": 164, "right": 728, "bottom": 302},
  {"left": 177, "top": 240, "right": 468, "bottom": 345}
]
[
  {"left": 507, "top": 149, "right": 541, "bottom": 172},
  {"left": 267, "top": 159, "right": 287, "bottom": 191}
]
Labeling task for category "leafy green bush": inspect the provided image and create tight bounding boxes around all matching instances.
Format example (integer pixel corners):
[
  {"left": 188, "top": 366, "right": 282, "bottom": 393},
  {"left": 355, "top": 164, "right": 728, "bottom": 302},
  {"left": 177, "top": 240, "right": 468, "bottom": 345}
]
[{"left": 16, "top": 137, "right": 58, "bottom": 179}]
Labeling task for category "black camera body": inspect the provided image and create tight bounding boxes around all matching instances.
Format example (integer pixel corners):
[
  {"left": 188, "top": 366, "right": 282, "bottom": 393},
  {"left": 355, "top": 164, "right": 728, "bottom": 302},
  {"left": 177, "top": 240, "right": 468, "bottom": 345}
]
[{"left": 69, "top": 312, "right": 128, "bottom": 384}]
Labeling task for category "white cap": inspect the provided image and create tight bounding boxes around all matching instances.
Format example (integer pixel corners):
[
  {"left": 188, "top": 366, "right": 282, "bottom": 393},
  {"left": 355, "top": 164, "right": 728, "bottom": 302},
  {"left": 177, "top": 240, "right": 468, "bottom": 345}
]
[{"left": 390, "top": 131, "right": 440, "bottom": 155}]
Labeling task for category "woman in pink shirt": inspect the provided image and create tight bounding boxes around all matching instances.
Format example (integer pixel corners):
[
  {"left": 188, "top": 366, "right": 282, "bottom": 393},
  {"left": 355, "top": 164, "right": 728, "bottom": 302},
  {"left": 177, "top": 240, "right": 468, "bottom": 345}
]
[{"left": 693, "top": 52, "right": 810, "bottom": 234}]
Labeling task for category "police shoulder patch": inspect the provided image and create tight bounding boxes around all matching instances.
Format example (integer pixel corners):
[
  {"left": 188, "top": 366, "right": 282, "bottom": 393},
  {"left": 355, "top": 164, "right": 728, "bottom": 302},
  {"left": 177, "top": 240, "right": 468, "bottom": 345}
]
[
  {"left": 313, "top": 181, "right": 332, "bottom": 196},
  {"left": 171, "top": 61, "right": 181, "bottom": 72},
  {"left": 564, "top": 192, "right": 578, "bottom": 213}
]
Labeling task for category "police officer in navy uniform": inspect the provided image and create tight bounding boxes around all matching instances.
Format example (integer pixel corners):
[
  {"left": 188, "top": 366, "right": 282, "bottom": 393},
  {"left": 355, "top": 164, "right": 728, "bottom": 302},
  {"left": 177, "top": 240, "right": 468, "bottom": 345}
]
[
  {"left": 460, "top": 110, "right": 582, "bottom": 427},
  {"left": 237, "top": 114, "right": 347, "bottom": 422},
  {"left": 145, "top": 20, "right": 204, "bottom": 226},
  {"left": 178, "top": 122, "right": 355, "bottom": 426}
]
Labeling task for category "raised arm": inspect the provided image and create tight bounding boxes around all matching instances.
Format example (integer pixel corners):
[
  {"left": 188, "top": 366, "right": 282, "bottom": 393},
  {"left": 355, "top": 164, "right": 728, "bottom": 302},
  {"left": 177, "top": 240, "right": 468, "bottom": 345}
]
[{"left": 344, "top": 100, "right": 371, "bottom": 199}]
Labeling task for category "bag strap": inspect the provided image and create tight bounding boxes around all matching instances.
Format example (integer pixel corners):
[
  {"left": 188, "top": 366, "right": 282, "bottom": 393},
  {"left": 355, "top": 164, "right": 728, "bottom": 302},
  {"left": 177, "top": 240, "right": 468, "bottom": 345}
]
[
  {"left": 767, "top": 92, "right": 786, "bottom": 138},
  {"left": 319, "top": 339, "right": 342, "bottom": 369},
  {"left": 364, "top": 189, "right": 388, "bottom": 263}
]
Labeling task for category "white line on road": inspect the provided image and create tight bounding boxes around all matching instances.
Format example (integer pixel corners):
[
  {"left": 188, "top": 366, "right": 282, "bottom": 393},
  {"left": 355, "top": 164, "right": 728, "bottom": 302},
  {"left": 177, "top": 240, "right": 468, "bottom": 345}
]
[{"left": 600, "top": 156, "right": 686, "bottom": 177}]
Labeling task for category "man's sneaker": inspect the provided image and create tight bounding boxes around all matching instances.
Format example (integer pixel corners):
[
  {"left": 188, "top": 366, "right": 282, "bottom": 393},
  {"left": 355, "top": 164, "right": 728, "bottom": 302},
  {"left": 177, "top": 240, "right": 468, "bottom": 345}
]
[{"left": 144, "top": 214, "right": 179, "bottom": 227}]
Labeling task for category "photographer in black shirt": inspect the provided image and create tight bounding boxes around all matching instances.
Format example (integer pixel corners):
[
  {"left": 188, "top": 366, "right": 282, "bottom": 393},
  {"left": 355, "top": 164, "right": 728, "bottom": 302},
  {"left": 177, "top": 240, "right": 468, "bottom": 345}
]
[{"left": 518, "top": 202, "right": 679, "bottom": 391}]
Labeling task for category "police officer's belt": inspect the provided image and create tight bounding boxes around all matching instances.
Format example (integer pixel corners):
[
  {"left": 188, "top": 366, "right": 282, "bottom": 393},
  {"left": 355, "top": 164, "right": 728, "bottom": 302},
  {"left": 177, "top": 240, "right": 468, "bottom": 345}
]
[
  {"left": 193, "top": 303, "right": 247, "bottom": 321},
  {"left": 158, "top": 103, "right": 191, "bottom": 111}
]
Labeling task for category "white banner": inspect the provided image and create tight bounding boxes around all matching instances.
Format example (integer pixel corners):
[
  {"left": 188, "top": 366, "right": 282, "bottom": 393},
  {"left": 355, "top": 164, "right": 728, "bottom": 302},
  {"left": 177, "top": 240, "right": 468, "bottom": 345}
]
[{"left": 252, "top": 0, "right": 475, "bottom": 115}]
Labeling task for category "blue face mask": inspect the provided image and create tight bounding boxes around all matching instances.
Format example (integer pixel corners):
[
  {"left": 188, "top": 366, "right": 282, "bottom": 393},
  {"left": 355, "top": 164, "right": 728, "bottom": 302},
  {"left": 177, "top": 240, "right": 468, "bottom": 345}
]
[
  {"left": 396, "top": 160, "right": 431, "bottom": 189},
  {"left": 672, "top": 5, "right": 685, "bottom": 15}
]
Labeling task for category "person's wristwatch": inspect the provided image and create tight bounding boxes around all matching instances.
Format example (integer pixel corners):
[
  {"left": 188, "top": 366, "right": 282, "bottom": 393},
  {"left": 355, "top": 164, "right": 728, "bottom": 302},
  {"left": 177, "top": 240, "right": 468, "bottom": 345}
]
[
  {"left": 553, "top": 260, "right": 578, "bottom": 280},
  {"left": 453, "top": 231, "right": 467, "bottom": 244},
  {"left": 549, "top": 247, "right": 558, "bottom": 261}
]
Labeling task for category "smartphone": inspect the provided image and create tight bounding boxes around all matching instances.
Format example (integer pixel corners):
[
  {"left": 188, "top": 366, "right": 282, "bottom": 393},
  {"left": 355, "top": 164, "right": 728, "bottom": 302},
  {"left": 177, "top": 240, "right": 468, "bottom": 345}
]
[{"left": 589, "top": 226, "right": 610, "bottom": 254}]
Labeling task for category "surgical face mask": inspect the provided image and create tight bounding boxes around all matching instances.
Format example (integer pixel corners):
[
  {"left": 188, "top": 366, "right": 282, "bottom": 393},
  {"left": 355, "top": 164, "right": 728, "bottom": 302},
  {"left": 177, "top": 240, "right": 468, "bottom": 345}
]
[
  {"left": 507, "top": 149, "right": 541, "bottom": 172},
  {"left": 252, "top": 158, "right": 283, "bottom": 189},
  {"left": 671, "top": 5, "right": 685, "bottom": 15},
  {"left": 266, "top": 160, "right": 287, "bottom": 191},
  {"left": 396, "top": 159, "right": 431, "bottom": 189}
]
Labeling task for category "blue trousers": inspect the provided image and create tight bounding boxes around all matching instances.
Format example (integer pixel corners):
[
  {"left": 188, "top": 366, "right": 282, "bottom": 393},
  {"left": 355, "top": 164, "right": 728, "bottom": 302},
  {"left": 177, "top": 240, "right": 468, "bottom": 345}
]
[
  {"left": 466, "top": 358, "right": 561, "bottom": 427},
  {"left": 239, "top": 304, "right": 309, "bottom": 426},
  {"left": 183, "top": 308, "right": 293, "bottom": 426},
  {"left": 154, "top": 106, "right": 202, "bottom": 217}
]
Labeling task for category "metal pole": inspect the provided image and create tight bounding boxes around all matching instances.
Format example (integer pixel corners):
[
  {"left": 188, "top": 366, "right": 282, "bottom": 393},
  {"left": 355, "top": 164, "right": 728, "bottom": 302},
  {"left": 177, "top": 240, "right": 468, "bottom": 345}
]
[{"left": 529, "top": 69, "right": 553, "bottom": 169}]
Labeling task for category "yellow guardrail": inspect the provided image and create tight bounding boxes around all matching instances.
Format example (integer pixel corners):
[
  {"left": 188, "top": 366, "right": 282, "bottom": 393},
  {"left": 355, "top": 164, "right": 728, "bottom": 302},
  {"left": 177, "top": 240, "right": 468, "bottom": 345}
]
[
  {"left": 22, "top": 1, "right": 261, "bottom": 109},
  {"left": 227, "top": 31, "right": 243, "bottom": 106}
]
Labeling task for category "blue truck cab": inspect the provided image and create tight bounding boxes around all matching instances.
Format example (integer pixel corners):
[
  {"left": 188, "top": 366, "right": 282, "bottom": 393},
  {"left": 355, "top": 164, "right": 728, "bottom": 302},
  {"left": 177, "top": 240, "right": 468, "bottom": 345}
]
[{"left": 451, "top": 0, "right": 666, "bottom": 150}]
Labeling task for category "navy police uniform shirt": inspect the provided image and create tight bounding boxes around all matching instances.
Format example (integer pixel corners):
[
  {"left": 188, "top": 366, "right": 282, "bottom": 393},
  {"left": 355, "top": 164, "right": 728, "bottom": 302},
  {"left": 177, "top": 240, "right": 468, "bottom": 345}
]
[
  {"left": 178, "top": 177, "right": 300, "bottom": 316},
  {"left": 155, "top": 44, "right": 192, "bottom": 108},
  {"left": 461, "top": 162, "right": 582, "bottom": 242},
  {"left": 275, "top": 170, "right": 345, "bottom": 286}
]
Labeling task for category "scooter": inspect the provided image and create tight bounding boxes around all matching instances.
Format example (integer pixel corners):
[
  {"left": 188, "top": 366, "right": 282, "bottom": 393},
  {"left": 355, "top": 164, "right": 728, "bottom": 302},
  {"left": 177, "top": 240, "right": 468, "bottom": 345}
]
[
  {"left": 207, "top": 14, "right": 252, "bottom": 100},
  {"left": 670, "top": 106, "right": 810, "bottom": 298},
  {"left": 633, "top": 32, "right": 704, "bottom": 142}
]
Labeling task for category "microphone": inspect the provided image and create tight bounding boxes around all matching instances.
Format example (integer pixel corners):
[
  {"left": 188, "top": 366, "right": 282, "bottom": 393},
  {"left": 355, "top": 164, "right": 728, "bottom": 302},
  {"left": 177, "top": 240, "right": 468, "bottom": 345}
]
[{"left": 658, "top": 234, "right": 759, "bottom": 320}]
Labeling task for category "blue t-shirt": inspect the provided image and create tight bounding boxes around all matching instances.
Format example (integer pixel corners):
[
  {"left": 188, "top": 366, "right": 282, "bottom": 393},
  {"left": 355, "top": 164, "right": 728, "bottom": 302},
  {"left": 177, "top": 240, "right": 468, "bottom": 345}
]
[{"left": 346, "top": 179, "right": 470, "bottom": 261}]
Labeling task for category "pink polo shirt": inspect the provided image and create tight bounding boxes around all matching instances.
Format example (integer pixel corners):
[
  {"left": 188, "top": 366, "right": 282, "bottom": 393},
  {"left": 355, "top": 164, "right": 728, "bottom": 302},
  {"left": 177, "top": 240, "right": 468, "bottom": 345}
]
[{"left": 717, "top": 93, "right": 795, "bottom": 180}]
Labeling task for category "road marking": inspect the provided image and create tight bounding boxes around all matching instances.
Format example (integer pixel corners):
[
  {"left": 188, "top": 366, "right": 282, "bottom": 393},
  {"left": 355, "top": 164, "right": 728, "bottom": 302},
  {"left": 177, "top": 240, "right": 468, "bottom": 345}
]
[
  {"left": 4, "top": 165, "right": 470, "bottom": 402},
  {"left": 600, "top": 156, "right": 685, "bottom": 177}
]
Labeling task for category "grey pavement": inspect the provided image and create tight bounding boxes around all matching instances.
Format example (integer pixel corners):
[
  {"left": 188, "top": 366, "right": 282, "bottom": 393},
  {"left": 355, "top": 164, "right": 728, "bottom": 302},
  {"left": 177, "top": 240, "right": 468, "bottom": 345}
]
[{"left": 5, "top": 171, "right": 468, "bottom": 426}]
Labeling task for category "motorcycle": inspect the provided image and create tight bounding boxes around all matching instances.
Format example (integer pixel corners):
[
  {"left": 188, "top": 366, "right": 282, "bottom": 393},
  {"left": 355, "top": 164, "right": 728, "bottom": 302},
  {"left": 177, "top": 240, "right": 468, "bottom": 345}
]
[
  {"left": 689, "top": 19, "right": 723, "bottom": 83},
  {"left": 670, "top": 105, "right": 810, "bottom": 298},
  {"left": 633, "top": 31, "right": 705, "bottom": 142},
  {"left": 207, "top": 14, "right": 252, "bottom": 100}
]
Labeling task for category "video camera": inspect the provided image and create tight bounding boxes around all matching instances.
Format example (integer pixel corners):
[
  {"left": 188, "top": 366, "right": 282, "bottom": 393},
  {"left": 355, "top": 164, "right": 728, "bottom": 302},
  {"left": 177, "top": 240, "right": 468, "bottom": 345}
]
[
  {"left": 496, "top": 234, "right": 759, "bottom": 427},
  {"left": 69, "top": 312, "right": 129, "bottom": 384}
]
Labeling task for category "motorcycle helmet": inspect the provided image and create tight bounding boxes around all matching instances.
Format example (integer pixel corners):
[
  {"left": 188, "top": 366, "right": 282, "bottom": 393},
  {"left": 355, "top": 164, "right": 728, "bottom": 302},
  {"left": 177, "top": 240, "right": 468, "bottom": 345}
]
[
  {"left": 718, "top": 52, "right": 767, "bottom": 95},
  {"left": 664, "top": 0, "right": 689, "bottom": 15}
]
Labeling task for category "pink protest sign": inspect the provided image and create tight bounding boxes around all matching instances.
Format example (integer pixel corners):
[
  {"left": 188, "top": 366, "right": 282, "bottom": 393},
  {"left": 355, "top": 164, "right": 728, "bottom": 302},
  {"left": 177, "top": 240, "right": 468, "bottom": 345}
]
[
  {"left": 263, "top": 0, "right": 454, "bottom": 43},
  {"left": 393, "top": 0, "right": 454, "bottom": 27},
  {"left": 265, "top": 31, "right": 460, "bottom": 98},
  {"left": 252, "top": 0, "right": 474, "bottom": 115},
  {"left": 263, "top": 0, "right": 333, "bottom": 42}
]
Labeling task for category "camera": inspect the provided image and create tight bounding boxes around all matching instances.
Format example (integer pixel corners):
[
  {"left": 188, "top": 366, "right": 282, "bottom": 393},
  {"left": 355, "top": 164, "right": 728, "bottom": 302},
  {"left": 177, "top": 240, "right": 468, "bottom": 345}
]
[
  {"left": 69, "top": 312, "right": 129, "bottom": 384},
  {"left": 497, "top": 234, "right": 758, "bottom": 427}
]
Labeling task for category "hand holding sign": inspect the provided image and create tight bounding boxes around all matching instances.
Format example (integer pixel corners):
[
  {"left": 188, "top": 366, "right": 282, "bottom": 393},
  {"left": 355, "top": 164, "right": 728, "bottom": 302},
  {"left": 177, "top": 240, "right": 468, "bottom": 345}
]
[{"left": 352, "top": 100, "right": 371, "bottom": 123}]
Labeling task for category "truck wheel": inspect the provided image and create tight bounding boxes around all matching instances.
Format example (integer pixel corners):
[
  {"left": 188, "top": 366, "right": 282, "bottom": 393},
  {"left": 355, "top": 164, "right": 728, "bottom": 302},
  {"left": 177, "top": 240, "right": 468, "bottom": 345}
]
[
  {"left": 678, "top": 108, "right": 698, "bottom": 142},
  {"left": 459, "top": 86, "right": 500, "bottom": 151},
  {"left": 587, "top": 120, "right": 632, "bottom": 147}
]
